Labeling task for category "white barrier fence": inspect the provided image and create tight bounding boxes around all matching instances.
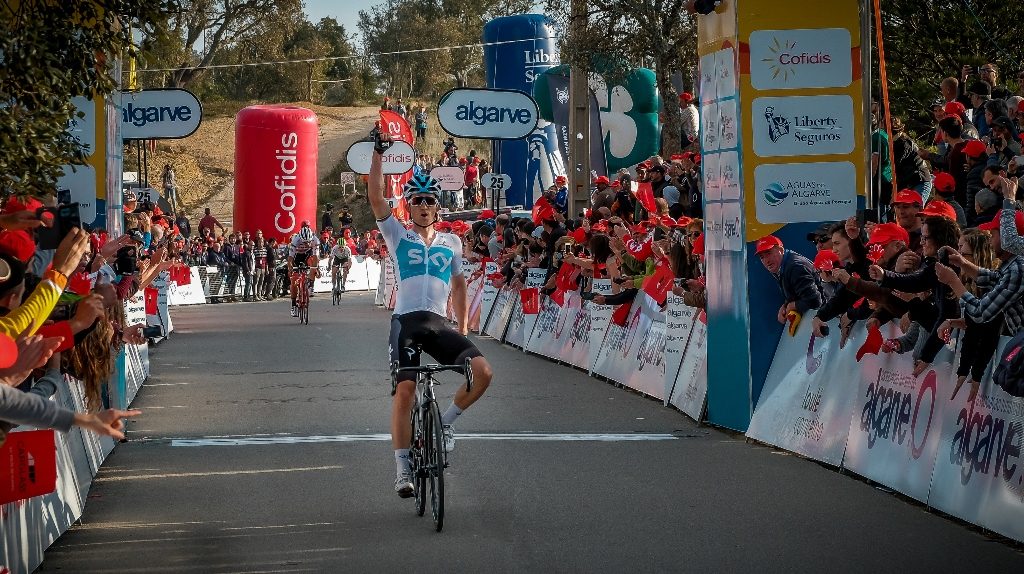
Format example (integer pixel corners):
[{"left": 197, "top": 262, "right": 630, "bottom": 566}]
[
  {"left": 377, "top": 261, "right": 1024, "bottom": 543},
  {"left": 1, "top": 287, "right": 171, "bottom": 573}
]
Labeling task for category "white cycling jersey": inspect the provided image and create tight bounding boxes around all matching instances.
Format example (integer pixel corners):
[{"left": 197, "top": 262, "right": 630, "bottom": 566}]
[
  {"left": 330, "top": 243, "right": 352, "bottom": 261},
  {"left": 289, "top": 234, "right": 320, "bottom": 260},
  {"left": 377, "top": 215, "right": 463, "bottom": 317}
]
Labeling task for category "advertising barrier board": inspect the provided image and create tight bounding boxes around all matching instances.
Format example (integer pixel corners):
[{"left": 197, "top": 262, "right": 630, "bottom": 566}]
[
  {"left": 121, "top": 88, "right": 203, "bottom": 140},
  {"left": 346, "top": 140, "right": 415, "bottom": 175}
]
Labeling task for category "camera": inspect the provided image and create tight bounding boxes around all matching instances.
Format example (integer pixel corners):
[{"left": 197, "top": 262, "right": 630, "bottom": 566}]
[
  {"left": 142, "top": 325, "right": 164, "bottom": 339},
  {"left": 36, "top": 202, "right": 82, "bottom": 250},
  {"left": 114, "top": 245, "right": 139, "bottom": 275}
]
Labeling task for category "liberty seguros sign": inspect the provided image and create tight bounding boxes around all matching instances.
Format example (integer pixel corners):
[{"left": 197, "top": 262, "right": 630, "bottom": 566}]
[
  {"left": 121, "top": 88, "right": 203, "bottom": 140},
  {"left": 437, "top": 88, "right": 539, "bottom": 140}
]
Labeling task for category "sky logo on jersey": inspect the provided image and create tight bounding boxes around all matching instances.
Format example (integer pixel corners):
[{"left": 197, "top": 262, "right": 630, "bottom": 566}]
[{"left": 396, "top": 239, "right": 455, "bottom": 283}]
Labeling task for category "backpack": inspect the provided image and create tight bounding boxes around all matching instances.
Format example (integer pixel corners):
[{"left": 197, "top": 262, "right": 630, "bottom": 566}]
[{"left": 993, "top": 329, "right": 1024, "bottom": 397}]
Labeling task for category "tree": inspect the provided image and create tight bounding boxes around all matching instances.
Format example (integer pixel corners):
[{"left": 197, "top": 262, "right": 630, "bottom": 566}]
[
  {"left": 0, "top": 1, "right": 173, "bottom": 198},
  {"left": 544, "top": 0, "right": 697, "bottom": 157},
  {"left": 878, "top": 0, "right": 1023, "bottom": 135},
  {"left": 162, "top": 0, "right": 302, "bottom": 88}
]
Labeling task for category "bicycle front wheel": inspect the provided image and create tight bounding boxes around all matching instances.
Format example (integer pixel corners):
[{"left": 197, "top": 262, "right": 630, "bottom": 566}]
[
  {"left": 411, "top": 404, "right": 427, "bottom": 517},
  {"left": 427, "top": 400, "right": 445, "bottom": 532}
]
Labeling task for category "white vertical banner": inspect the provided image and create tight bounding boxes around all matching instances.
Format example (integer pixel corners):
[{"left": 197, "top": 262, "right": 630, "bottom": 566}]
[
  {"left": 504, "top": 268, "right": 547, "bottom": 349},
  {"left": 484, "top": 286, "right": 516, "bottom": 340},
  {"left": 746, "top": 318, "right": 865, "bottom": 466},
  {"left": 663, "top": 295, "right": 699, "bottom": 404},
  {"left": 668, "top": 315, "right": 708, "bottom": 422},
  {"left": 586, "top": 279, "right": 615, "bottom": 373},
  {"left": 927, "top": 335, "right": 1024, "bottom": 543},
  {"left": 843, "top": 325, "right": 954, "bottom": 502},
  {"left": 167, "top": 266, "right": 206, "bottom": 306}
]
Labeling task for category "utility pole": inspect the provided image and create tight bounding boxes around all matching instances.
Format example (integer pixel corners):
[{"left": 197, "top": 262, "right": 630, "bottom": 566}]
[
  {"left": 306, "top": 63, "right": 313, "bottom": 102},
  {"left": 568, "top": 0, "right": 591, "bottom": 216}
]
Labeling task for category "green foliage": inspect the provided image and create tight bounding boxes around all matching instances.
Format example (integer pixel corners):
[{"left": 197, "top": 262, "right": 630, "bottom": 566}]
[
  {"left": 543, "top": 0, "right": 697, "bottom": 156},
  {"left": 357, "top": 0, "right": 534, "bottom": 98},
  {"left": 0, "top": 1, "right": 174, "bottom": 197},
  {"left": 878, "top": 0, "right": 1023, "bottom": 135}
]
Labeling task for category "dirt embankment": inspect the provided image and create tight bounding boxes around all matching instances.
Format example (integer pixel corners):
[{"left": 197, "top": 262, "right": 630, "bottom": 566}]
[{"left": 130, "top": 103, "right": 380, "bottom": 227}]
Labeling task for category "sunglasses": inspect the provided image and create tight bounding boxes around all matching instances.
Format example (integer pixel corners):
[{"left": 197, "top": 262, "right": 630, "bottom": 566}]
[{"left": 408, "top": 196, "right": 438, "bottom": 206}]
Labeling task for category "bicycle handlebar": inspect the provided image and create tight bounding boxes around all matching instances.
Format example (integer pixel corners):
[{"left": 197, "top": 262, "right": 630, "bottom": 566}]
[{"left": 390, "top": 356, "right": 475, "bottom": 394}]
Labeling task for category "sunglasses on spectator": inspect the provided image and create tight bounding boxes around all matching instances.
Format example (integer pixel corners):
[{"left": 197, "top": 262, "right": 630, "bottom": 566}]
[{"left": 408, "top": 196, "right": 438, "bottom": 206}]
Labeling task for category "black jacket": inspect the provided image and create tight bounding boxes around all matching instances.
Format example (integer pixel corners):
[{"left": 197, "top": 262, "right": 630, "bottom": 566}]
[{"left": 776, "top": 250, "right": 824, "bottom": 315}]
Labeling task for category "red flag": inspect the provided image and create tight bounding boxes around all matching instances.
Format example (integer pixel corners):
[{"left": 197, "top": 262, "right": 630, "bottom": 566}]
[
  {"left": 856, "top": 325, "right": 883, "bottom": 361},
  {"left": 520, "top": 287, "right": 540, "bottom": 314},
  {"left": 145, "top": 287, "right": 159, "bottom": 315},
  {"left": 633, "top": 182, "right": 657, "bottom": 214},
  {"left": 68, "top": 271, "right": 92, "bottom": 295},
  {"left": 611, "top": 302, "right": 632, "bottom": 326},
  {"left": 625, "top": 234, "right": 654, "bottom": 261},
  {"left": 380, "top": 110, "right": 414, "bottom": 221},
  {"left": 0, "top": 430, "right": 57, "bottom": 504},
  {"left": 641, "top": 259, "right": 675, "bottom": 305},
  {"left": 531, "top": 197, "right": 556, "bottom": 225},
  {"left": 550, "top": 288, "right": 566, "bottom": 306},
  {"left": 176, "top": 265, "right": 192, "bottom": 285},
  {"left": 697, "top": 309, "right": 707, "bottom": 324}
]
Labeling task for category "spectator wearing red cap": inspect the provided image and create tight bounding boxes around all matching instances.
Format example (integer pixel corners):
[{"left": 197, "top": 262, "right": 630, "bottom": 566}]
[
  {"left": 812, "top": 221, "right": 872, "bottom": 341},
  {"left": 869, "top": 214, "right": 962, "bottom": 373},
  {"left": 831, "top": 223, "right": 913, "bottom": 331},
  {"left": 930, "top": 172, "right": 967, "bottom": 226},
  {"left": 892, "top": 189, "right": 924, "bottom": 254},
  {"left": 755, "top": 235, "right": 823, "bottom": 333},
  {"left": 553, "top": 175, "right": 569, "bottom": 216},
  {"left": 936, "top": 209, "right": 1024, "bottom": 352},
  {"left": 679, "top": 92, "right": 699, "bottom": 150},
  {"left": 591, "top": 176, "right": 615, "bottom": 211}
]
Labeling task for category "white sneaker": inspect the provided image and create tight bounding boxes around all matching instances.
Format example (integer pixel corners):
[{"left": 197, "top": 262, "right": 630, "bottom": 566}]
[
  {"left": 290, "top": 306, "right": 297, "bottom": 317},
  {"left": 394, "top": 472, "right": 414, "bottom": 498},
  {"left": 442, "top": 424, "right": 455, "bottom": 453}
]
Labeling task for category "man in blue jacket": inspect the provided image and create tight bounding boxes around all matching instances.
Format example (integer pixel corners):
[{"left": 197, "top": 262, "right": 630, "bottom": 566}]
[{"left": 757, "top": 235, "right": 824, "bottom": 335}]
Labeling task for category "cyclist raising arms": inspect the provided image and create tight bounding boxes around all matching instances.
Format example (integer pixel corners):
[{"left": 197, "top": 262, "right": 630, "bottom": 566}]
[
  {"left": 368, "top": 135, "right": 493, "bottom": 498},
  {"left": 288, "top": 221, "right": 320, "bottom": 317}
]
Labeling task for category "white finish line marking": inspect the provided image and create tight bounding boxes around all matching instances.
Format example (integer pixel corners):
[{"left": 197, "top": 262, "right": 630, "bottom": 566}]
[{"left": 171, "top": 433, "right": 678, "bottom": 447}]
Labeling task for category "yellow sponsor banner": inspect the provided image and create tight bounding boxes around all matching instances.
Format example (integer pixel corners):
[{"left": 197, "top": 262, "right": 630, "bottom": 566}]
[{"left": 735, "top": 0, "right": 865, "bottom": 240}]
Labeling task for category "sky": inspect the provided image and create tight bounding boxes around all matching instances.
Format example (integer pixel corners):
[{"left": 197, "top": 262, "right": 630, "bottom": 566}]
[{"left": 303, "top": 0, "right": 393, "bottom": 45}]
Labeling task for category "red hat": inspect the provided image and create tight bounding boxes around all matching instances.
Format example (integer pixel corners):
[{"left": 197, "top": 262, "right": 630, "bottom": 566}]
[
  {"left": 692, "top": 234, "right": 705, "bottom": 258},
  {"left": 932, "top": 172, "right": 956, "bottom": 194},
  {"left": 660, "top": 215, "right": 678, "bottom": 228},
  {"left": 555, "top": 175, "right": 567, "bottom": 184},
  {"left": 0, "top": 230, "right": 35, "bottom": 263},
  {"left": 459, "top": 157, "right": 468, "bottom": 165},
  {"left": 436, "top": 221, "right": 453, "bottom": 232},
  {"left": 867, "top": 222, "right": 910, "bottom": 246},
  {"left": 593, "top": 176, "right": 610, "bottom": 185},
  {"left": 571, "top": 227, "right": 588, "bottom": 243},
  {"left": 963, "top": 140, "right": 988, "bottom": 159},
  {"left": 677, "top": 216, "right": 693, "bottom": 227},
  {"left": 670, "top": 154, "right": 685, "bottom": 161},
  {"left": 813, "top": 250, "right": 842, "bottom": 271},
  {"left": 918, "top": 200, "right": 958, "bottom": 221},
  {"left": 979, "top": 210, "right": 1024, "bottom": 234},
  {"left": 755, "top": 235, "right": 783, "bottom": 254},
  {"left": 892, "top": 189, "right": 923, "bottom": 206},
  {"left": 610, "top": 181, "right": 622, "bottom": 189},
  {"left": 450, "top": 220, "right": 470, "bottom": 234},
  {"left": 591, "top": 221, "right": 609, "bottom": 233},
  {"left": 477, "top": 209, "right": 496, "bottom": 220},
  {"left": 4, "top": 196, "right": 43, "bottom": 214},
  {"left": 679, "top": 92, "right": 694, "bottom": 103},
  {"left": 944, "top": 101, "right": 966, "bottom": 117},
  {"left": 639, "top": 160, "right": 652, "bottom": 169}
]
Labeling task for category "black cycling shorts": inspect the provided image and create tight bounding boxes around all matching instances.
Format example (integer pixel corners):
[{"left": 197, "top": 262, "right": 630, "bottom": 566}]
[
  {"left": 389, "top": 311, "right": 482, "bottom": 384},
  {"left": 332, "top": 256, "right": 351, "bottom": 267}
]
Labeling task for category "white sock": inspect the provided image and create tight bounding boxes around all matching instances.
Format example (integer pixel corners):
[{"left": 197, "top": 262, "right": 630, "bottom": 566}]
[
  {"left": 395, "top": 449, "right": 411, "bottom": 475},
  {"left": 442, "top": 403, "right": 463, "bottom": 426}
]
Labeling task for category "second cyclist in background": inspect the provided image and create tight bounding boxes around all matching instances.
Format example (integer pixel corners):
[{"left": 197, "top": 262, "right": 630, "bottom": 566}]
[{"left": 288, "top": 221, "right": 320, "bottom": 317}]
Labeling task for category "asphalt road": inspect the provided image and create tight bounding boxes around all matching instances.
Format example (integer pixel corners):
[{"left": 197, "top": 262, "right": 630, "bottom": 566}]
[{"left": 40, "top": 293, "right": 1023, "bottom": 573}]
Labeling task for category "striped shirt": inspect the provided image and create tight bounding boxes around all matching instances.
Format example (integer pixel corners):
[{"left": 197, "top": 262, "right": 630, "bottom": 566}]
[{"left": 960, "top": 255, "right": 1024, "bottom": 333}]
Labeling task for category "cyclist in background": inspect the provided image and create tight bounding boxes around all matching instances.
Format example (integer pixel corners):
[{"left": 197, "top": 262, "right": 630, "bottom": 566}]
[
  {"left": 288, "top": 221, "right": 320, "bottom": 317},
  {"left": 330, "top": 238, "right": 353, "bottom": 294},
  {"left": 368, "top": 134, "right": 494, "bottom": 498}
]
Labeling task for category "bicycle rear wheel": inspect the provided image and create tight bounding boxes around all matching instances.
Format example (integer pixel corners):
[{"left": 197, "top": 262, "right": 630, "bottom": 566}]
[
  {"left": 411, "top": 404, "right": 427, "bottom": 517},
  {"left": 426, "top": 400, "right": 445, "bottom": 531}
]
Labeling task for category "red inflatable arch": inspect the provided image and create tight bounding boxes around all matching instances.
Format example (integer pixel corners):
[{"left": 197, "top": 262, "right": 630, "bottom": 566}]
[{"left": 234, "top": 105, "right": 319, "bottom": 241}]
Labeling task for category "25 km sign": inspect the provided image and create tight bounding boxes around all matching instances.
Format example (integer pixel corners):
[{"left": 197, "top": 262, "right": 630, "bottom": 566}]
[{"left": 481, "top": 173, "right": 511, "bottom": 193}]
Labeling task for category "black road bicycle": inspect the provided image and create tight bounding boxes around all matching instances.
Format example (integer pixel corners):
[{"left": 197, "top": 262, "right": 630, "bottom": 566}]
[{"left": 391, "top": 354, "right": 474, "bottom": 532}]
